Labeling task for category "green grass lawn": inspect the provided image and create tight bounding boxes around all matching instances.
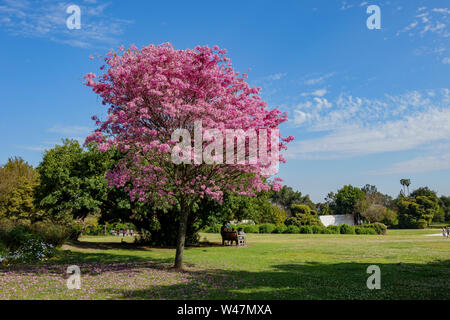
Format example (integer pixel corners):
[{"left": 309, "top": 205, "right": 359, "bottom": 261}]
[{"left": 1, "top": 229, "right": 449, "bottom": 300}]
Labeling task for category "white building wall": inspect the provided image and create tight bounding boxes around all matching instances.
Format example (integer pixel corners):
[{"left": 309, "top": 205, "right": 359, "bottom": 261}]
[{"left": 319, "top": 214, "right": 355, "bottom": 227}]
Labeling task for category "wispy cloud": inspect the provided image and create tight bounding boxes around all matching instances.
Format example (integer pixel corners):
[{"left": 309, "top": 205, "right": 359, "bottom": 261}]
[
  {"left": 372, "top": 151, "right": 450, "bottom": 174},
  {"left": 251, "top": 72, "right": 288, "bottom": 97},
  {"left": 288, "top": 89, "right": 450, "bottom": 167},
  {"left": 396, "top": 6, "right": 450, "bottom": 63},
  {"left": 304, "top": 72, "right": 335, "bottom": 86},
  {"left": 340, "top": 1, "right": 353, "bottom": 11},
  {"left": 48, "top": 125, "right": 93, "bottom": 136},
  {"left": 301, "top": 88, "right": 327, "bottom": 97},
  {"left": 263, "top": 73, "right": 287, "bottom": 81},
  {"left": 17, "top": 145, "right": 49, "bottom": 152},
  {"left": 16, "top": 133, "right": 88, "bottom": 153},
  {"left": 0, "top": 0, "right": 133, "bottom": 48}
]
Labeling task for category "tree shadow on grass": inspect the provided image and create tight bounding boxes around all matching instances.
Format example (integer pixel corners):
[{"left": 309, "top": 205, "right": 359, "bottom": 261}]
[
  {"left": 0, "top": 239, "right": 223, "bottom": 276},
  {"left": 2, "top": 240, "right": 449, "bottom": 299},
  {"left": 67, "top": 239, "right": 226, "bottom": 251},
  {"left": 99, "top": 259, "right": 450, "bottom": 300},
  {"left": 66, "top": 240, "right": 151, "bottom": 251},
  {"left": 0, "top": 250, "right": 176, "bottom": 277}
]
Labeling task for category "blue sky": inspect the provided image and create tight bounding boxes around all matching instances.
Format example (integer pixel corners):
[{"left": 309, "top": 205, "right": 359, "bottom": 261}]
[{"left": 0, "top": 0, "right": 449, "bottom": 202}]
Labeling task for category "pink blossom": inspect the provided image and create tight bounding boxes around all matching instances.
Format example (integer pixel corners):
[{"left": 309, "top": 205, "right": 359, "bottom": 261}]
[{"left": 84, "top": 42, "right": 293, "bottom": 225}]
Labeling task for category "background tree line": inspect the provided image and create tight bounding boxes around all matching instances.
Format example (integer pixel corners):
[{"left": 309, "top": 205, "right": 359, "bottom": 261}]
[{"left": 1, "top": 139, "right": 449, "bottom": 247}]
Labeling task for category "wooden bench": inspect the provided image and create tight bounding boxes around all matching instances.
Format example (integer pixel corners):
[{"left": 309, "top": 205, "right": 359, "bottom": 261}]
[
  {"left": 221, "top": 230, "right": 246, "bottom": 246},
  {"left": 221, "top": 231, "right": 238, "bottom": 246}
]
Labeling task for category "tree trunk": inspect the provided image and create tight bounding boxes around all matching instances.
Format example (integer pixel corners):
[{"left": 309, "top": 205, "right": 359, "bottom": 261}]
[{"left": 174, "top": 197, "right": 189, "bottom": 270}]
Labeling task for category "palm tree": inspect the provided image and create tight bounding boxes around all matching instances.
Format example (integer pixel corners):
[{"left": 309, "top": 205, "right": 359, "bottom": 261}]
[{"left": 400, "top": 179, "right": 411, "bottom": 196}]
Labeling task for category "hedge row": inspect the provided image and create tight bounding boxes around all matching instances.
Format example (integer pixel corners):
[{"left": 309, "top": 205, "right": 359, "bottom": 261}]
[
  {"left": 203, "top": 223, "right": 386, "bottom": 235},
  {"left": 0, "top": 220, "right": 74, "bottom": 249},
  {"left": 0, "top": 220, "right": 77, "bottom": 263}
]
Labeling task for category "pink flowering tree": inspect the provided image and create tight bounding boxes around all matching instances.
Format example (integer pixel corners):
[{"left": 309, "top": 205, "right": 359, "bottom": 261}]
[{"left": 84, "top": 43, "right": 293, "bottom": 270}]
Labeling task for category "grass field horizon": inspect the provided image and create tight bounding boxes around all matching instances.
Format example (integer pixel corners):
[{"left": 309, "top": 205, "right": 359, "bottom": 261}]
[{"left": 1, "top": 229, "right": 449, "bottom": 300}]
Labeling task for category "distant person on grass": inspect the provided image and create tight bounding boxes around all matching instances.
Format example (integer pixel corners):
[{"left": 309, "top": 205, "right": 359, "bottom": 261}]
[{"left": 443, "top": 227, "right": 447, "bottom": 239}]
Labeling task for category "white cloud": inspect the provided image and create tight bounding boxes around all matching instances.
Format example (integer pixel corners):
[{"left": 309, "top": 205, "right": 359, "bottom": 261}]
[
  {"left": 293, "top": 110, "right": 312, "bottom": 125},
  {"left": 48, "top": 125, "right": 93, "bottom": 136},
  {"left": 340, "top": 1, "right": 353, "bottom": 11},
  {"left": 397, "top": 7, "right": 450, "bottom": 38},
  {"left": 396, "top": 6, "right": 450, "bottom": 63},
  {"left": 290, "top": 107, "right": 450, "bottom": 159},
  {"left": 20, "top": 145, "right": 48, "bottom": 152},
  {"left": 288, "top": 89, "right": 450, "bottom": 165},
  {"left": 304, "top": 73, "right": 335, "bottom": 85},
  {"left": 301, "top": 88, "right": 327, "bottom": 97},
  {"left": 264, "top": 73, "right": 287, "bottom": 81},
  {"left": 432, "top": 8, "right": 450, "bottom": 15},
  {"left": 372, "top": 152, "right": 450, "bottom": 174},
  {"left": 0, "top": 0, "right": 133, "bottom": 48},
  {"left": 443, "top": 57, "right": 450, "bottom": 64}
]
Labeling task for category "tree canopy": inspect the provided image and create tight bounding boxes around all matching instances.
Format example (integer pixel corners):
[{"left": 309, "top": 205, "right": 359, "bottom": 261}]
[
  {"left": 83, "top": 43, "right": 293, "bottom": 269},
  {"left": 0, "top": 157, "right": 39, "bottom": 221},
  {"left": 35, "top": 139, "right": 119, "bottom": 224},
  {"left": 395, "top": 187, "right": 441, "bottom": 228}
]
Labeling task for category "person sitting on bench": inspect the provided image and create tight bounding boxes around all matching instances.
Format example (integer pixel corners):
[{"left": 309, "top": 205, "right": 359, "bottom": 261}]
[
  {"left": 221, "top": 222, "right": 238, "bottom": 246},
  {"left": 220, "top": 222, "right": 229, "bottom": 234}
]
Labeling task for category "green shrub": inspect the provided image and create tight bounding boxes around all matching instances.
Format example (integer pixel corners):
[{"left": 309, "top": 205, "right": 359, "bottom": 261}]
[
  {"left": 284, "top": 225, "right": 300, "bottom": 234},
  {"left": 1, "top": 220, "right": 72, "bottom": 248},
  {"left": 259, "top": 223, "right": 276, "bottom": 234},
  {"left": 312, "top": 225, "right": 326, "bottom": 234},
  {"left": 0, "top": 220, "right": 62, "bottom": 263},
  {"left": 0, "top": 225, "right": 34, "bottom": 251},
  {"left": 416, "top": 219, "right": 428, "bottom": 229},
  {"left": 0, "top": 219, "right": 14, "bottom": 241},
  {"left": 68, "top": 221, "right": 83, "bottom": 241},
  {"left": 326, "top": 225, "right": 341, "bottom": 234},
  {"left": 272, "top": 225, "right": 287, "bottom": 234},
  {"left": 7, "top": 236, "right": 56, "bottom": 263},
  {"left": 299, "top": 226, "right": 313, "bottom": 234},
  {"left": 339, "top": 224, "right": 355, "bottom": 234},
  {"left": 364, "top": 222, "right": 387, "bottom": 235},
  {"left": 83, "top": 224, "right": 104, "bottom": 236},
  {"left": 298, "top": 214, "right": 323, "bottom": 226},
  {"left": 355, "top": 226, "right": 377, "bottom": 235},
  {"left": 0, "top": 243, "right": 6, "bottom": 259},
  {"left": 243, "top": 225, "right": 259, "bottom": 233},
  {"left": 284, "top": 217, "right": 299, "bottom": 227},
  {"left": 285, "top": 213, "right": 323, "bottom": 228},
  {"left": 30, "top": 221, "right": 70, "bottom": 247},
  {"left": 355, "top": 226, "right": 365, "bottom": 234},
  {"left": 204, "top": 224, "right": 221, "bottom": 233}
]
